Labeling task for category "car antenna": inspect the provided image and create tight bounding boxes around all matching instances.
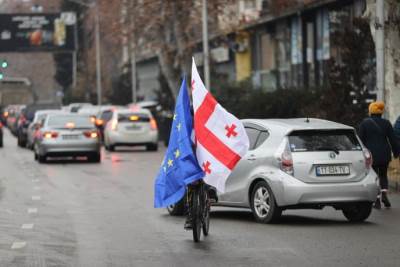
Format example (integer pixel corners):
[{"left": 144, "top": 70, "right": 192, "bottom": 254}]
[{"left": 305, "top": 117, "right": 310, "bottom": 123}]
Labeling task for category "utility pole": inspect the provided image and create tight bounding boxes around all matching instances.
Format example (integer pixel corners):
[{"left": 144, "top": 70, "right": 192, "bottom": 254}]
[
  {"left": 376, "top": 0, "right": 385, "bottom": 102},
  {"left": 202, "top": 0, "right": 210, "bottom": 91},
  {"left": 94, "top": 2, "right": 102, "bottom": 105},
  {"left": 129, "top": 0, "right": 137, "bottom": 104}
]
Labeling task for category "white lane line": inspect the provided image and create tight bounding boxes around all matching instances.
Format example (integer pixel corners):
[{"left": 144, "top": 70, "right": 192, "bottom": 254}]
[
  {"left": 32, "top": 179, "right": 40, "bottom": 182},
  {"left": 33, "top": 186, "right": 41, "bottom": 190},
  {"left": 32, "top": 196, "right": 41, "bottom": 201},
  {"left": 21, "top": 224, "right": 34, "bottom": 230},
  {"left": 11, "top": 241, "right": 27, "bottom": 249},
  {"left": 28, "top": 208, "right": 38, "bottom": 214}
]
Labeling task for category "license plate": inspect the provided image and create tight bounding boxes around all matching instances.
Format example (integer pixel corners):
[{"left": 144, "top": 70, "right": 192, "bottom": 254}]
[
  {"left": 125, "top": 125, "right": 142, "bottom": 130},
  {"left": 62, "top": 135, "right": 80, "bottom": 140},
  {"left": 316, "top": 165, "right": 350, "bottom": 176}
]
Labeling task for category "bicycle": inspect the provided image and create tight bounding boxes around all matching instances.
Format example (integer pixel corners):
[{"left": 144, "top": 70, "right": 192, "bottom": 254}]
[{"left": 188, "top": 180, "right": 210, "bottom": 242}]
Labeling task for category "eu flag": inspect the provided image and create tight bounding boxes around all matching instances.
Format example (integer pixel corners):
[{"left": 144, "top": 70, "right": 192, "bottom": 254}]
[{"left": 154, "top": 78, "right": 204, "bottom": 208}]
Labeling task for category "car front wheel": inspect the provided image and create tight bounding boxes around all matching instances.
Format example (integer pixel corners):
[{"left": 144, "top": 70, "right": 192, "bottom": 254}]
[
  {"left": 342, "top": 203, "right": 372, "bottom": 222},
  {"left": 250, "top": 181, "right": 281, "bottom": 224}
]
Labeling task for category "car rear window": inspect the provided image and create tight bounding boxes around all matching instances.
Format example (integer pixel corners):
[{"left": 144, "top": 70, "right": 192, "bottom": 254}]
[
  {"left": 288, "top": 129, "right": 362, "bottom": 152},
  {"left": 118, "top": 113, "right": 150, "bottom": 122},
  {"left": 47, "top": 115, "right": 93, "bottom": 128}
]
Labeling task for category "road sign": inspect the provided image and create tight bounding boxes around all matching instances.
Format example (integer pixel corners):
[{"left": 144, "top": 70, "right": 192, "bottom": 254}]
[{"left": 0, "top": 13, "right": 76, "bottom": 52}]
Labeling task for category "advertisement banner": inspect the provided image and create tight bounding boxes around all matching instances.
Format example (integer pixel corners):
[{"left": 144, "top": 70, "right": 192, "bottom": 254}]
[{"left": 0, "top": 13, "right": 76, "bottom": 52}]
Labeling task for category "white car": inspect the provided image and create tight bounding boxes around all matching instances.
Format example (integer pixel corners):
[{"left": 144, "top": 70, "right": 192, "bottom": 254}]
[{"left": 103, "top": 108, "right": 158, "bottom": 151}]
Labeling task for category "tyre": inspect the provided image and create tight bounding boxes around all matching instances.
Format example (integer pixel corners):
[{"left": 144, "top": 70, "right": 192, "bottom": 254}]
[
  {"left": 167, "top": 197, "right": 186, "bottom": 216},
  {"left": 202, "top": 189, "right": 210, "bottom": 236},
  {"left": 342, "top": 203, "right": 372, "bottom": 222},
  {"left": 146, "top": 143, "right": 158, "bottom": 151},
  {"left": 250, "top": 181, "right": 281, "bottom": 224},
  {"left": 192, "top": 187, "right": 202, "bottom": 242},
  {"left": 109, "top": 145, "right": 115, "bottom": 152},
  {"left": 34, "top": 152, "right": 38, "bottom": 161},
  {"left": 38, "top": 154, "right": 47, "bottom": 163},
  {"left": 89, "top": 153, "right": 101, "bottom": 163},
  {"left": 0, "top": 137, "right": 3, "bottom": 148}
]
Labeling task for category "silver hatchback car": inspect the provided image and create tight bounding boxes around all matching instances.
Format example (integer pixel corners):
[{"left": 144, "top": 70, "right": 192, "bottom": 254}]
[
  {"left": 34, "top": 114, "right": 101, "bottom": 163},
  {"left": 168, "top": 118, "right": 379, "bottom": 223},
  {"left": 214, "top": 118, "right": 379, "bottom": 223}
]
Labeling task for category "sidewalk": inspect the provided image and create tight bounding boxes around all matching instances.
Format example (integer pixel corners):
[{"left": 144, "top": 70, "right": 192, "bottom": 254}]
[{"left": 388, "top": 159, "right": 400, "bottom": 192}]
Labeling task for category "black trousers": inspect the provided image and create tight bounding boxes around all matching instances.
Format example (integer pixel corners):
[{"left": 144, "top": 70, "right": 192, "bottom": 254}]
[{"left": 373, "top": 164, "right": 389, "bottom": 190}]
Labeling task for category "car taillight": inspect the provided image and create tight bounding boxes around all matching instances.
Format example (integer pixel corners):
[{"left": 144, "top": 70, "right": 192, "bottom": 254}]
[
  {"left": 43, "top": 131, "right": 58, "bottom": 139},
  {"left": 0, "top": 122, "right": 3, "bottom": 128},
  {"left": 84, "top": 131, "right": 98, "bottom": 138},
  {"left": 111, "top": 119, "right": 118, "bottom": 131},
  {"left": 95, "top": 119, "right": 104, "bottom": 126},
  {"left": 363, "top": 149, "right": 372, "bottom": 169},
  {"left": 90, "top": 116, "right": 96, "bottom": 123},
  {"left": 150, "top": 118, "right": 157, "bottom": 130},
  {"left": 280, "top": 147, "right": 294, "bottom": 175}
]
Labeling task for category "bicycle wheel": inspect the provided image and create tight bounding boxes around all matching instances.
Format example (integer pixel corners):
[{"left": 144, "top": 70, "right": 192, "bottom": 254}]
[
  {"left": 192, "top": 186, "right": 202, "bottom": 242},
  {"left": 202, "top": 188, "right": 210, "bottom": 236}
]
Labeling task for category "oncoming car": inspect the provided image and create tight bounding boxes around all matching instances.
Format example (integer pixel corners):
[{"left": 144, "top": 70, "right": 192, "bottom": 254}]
[
  {"left": 33, "top": 114, "right": 101, "bottom": 163},
  {"left": 103, "top": 108, "right": 158, "bottom": 151},
  {"left": 169, "top": 118, "right": 379, "bottom": 223}
]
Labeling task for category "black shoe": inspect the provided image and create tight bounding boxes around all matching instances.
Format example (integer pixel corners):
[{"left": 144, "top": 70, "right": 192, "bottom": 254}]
[
  {"left": 373, "top": 198, "right": 382, "bottom": 209},
  {"left": 382, "top": 192, "right": 391, "bottom": 208},
  {"left": 184, "top": 218, "right": 192, "bottom": 230}
]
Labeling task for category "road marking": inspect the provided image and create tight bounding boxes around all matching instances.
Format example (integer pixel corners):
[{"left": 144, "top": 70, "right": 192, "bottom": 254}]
[
  {"left": 28, "top": 208, "right": 38, "bottom": 214},
  {"left": 11, "top": 241, "right": 26, "bottom": 249},
  {"left": 33, "top": 186, "right": 41, "bottom": 190},
  {"left": 32, "top": 179, "right": 40, "bottom": 182},
  {"left": 32, "top": 196, "right": 41, "bottom": 201},
  {"left": 21, "top": 224, "right": 34, "bottom": 230}
]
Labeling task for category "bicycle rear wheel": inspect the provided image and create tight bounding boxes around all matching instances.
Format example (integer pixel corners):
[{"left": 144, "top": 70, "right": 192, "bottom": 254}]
[
  {"left": 202, "top": 189, "right": 210, "bottom": 236},
  {"left": 192, "top": 186, "right": 202, "bottom": 242}
]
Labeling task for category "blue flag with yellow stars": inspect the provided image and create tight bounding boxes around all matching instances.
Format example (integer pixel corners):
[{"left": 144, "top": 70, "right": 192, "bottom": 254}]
[{"left": 154, "top": 77, "right": 205, "bottom": 208}]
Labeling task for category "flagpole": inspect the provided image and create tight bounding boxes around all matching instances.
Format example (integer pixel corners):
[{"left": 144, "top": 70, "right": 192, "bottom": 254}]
[{"left": 202, "top": 0, "right": 210, "bottom": 91}]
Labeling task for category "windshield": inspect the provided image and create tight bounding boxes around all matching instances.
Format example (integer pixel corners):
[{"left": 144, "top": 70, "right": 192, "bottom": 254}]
[
  {"left": 288, "top": 129, "right": 362, "bottom": 152},
  {"left": 47, "top": 115, "right": 94, "bottom": 128}
]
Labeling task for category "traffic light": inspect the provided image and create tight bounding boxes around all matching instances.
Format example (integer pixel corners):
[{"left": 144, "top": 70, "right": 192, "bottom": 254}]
[
  {"left": 1, "top": 60, "right": 8, "bottom": 69},
  {"left": 0, "top": 59, "right": 8, "bottom": 80}
]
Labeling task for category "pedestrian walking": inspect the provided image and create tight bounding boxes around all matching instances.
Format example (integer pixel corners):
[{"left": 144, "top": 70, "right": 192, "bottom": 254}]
[{"left": 359, "top": 101, "right": 399, "bottom": 209}]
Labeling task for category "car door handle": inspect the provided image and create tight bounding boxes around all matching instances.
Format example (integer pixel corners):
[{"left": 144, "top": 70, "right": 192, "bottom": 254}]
[{"left": 247, "top": 155, "right": 256, "bottom": 161}]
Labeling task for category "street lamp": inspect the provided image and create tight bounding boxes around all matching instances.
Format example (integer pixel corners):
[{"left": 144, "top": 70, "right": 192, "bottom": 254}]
[{"left": 66, "top": 0, "right": 102, "bottom": 105}]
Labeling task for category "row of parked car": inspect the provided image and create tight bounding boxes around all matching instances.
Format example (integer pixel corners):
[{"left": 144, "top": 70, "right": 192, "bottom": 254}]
[{"left": 0, "top": 102, "right": 159, "bottom": 163}]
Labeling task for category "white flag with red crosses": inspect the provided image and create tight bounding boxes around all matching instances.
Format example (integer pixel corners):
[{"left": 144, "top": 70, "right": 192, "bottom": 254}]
[{"left": 191, "top": 58, "right": 249, "bottom": 193}]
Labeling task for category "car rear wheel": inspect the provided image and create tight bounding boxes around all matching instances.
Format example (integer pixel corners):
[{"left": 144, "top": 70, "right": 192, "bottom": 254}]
[
  {"left": 250, "top": 181, "right": 281, "bottom": 224},
  {"left": 89, "top": 153, "right": 101, "bottom": 163},
  {"left": 146, "top": 143, "right": 158, "bottom": 151},
  {"left": 0, "top": 137, "right": 3, "bottom": 147},
  {"left": 38, "top": 154, "right": 47, "bottom": 163},
  {"left": 342, "top": 203, "right": 372, "bottom": 222}
]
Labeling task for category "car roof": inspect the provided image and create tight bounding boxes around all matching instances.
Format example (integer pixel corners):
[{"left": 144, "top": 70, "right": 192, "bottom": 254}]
[
  {"left": 243, "top": 118, "right": 354, "bottom": 134},
  {"left": 35, "top": 110, "right": 66, "bottom": 115},
  {"left": 116, "top": 108, "right": 151, "bottom": 115}
]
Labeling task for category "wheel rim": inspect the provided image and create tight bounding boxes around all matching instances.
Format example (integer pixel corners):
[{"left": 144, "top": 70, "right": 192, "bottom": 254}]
[{"left": 254, "top": 187, "right": 270, "bottom": 219}]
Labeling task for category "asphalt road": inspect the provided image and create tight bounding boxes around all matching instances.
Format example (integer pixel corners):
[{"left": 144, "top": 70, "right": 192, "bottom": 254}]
[{"left": 0, "top": 129, "right": 399, "bottom": 267}]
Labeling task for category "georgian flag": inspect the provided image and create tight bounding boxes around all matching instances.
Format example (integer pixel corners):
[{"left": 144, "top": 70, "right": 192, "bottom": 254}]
[{"left": 191, "top": 58, "right": 249, "bottom": 193}]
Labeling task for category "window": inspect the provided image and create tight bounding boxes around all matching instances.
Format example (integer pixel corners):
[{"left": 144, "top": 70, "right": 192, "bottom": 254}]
[
  {"left": 254, "top": 131, "right": 269, "bottom": 148},
  {"left": 100, "top": 110, "right": 113, "bottom": 121},
  {"left": 288, "top": 130, "right": 362, "bottom": 152},
  {"left": 245, "top": 127, "right": 260, "bottom": 150},
  {"left": 118, "top": 113, "right": 150, "bottom": 123}
]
